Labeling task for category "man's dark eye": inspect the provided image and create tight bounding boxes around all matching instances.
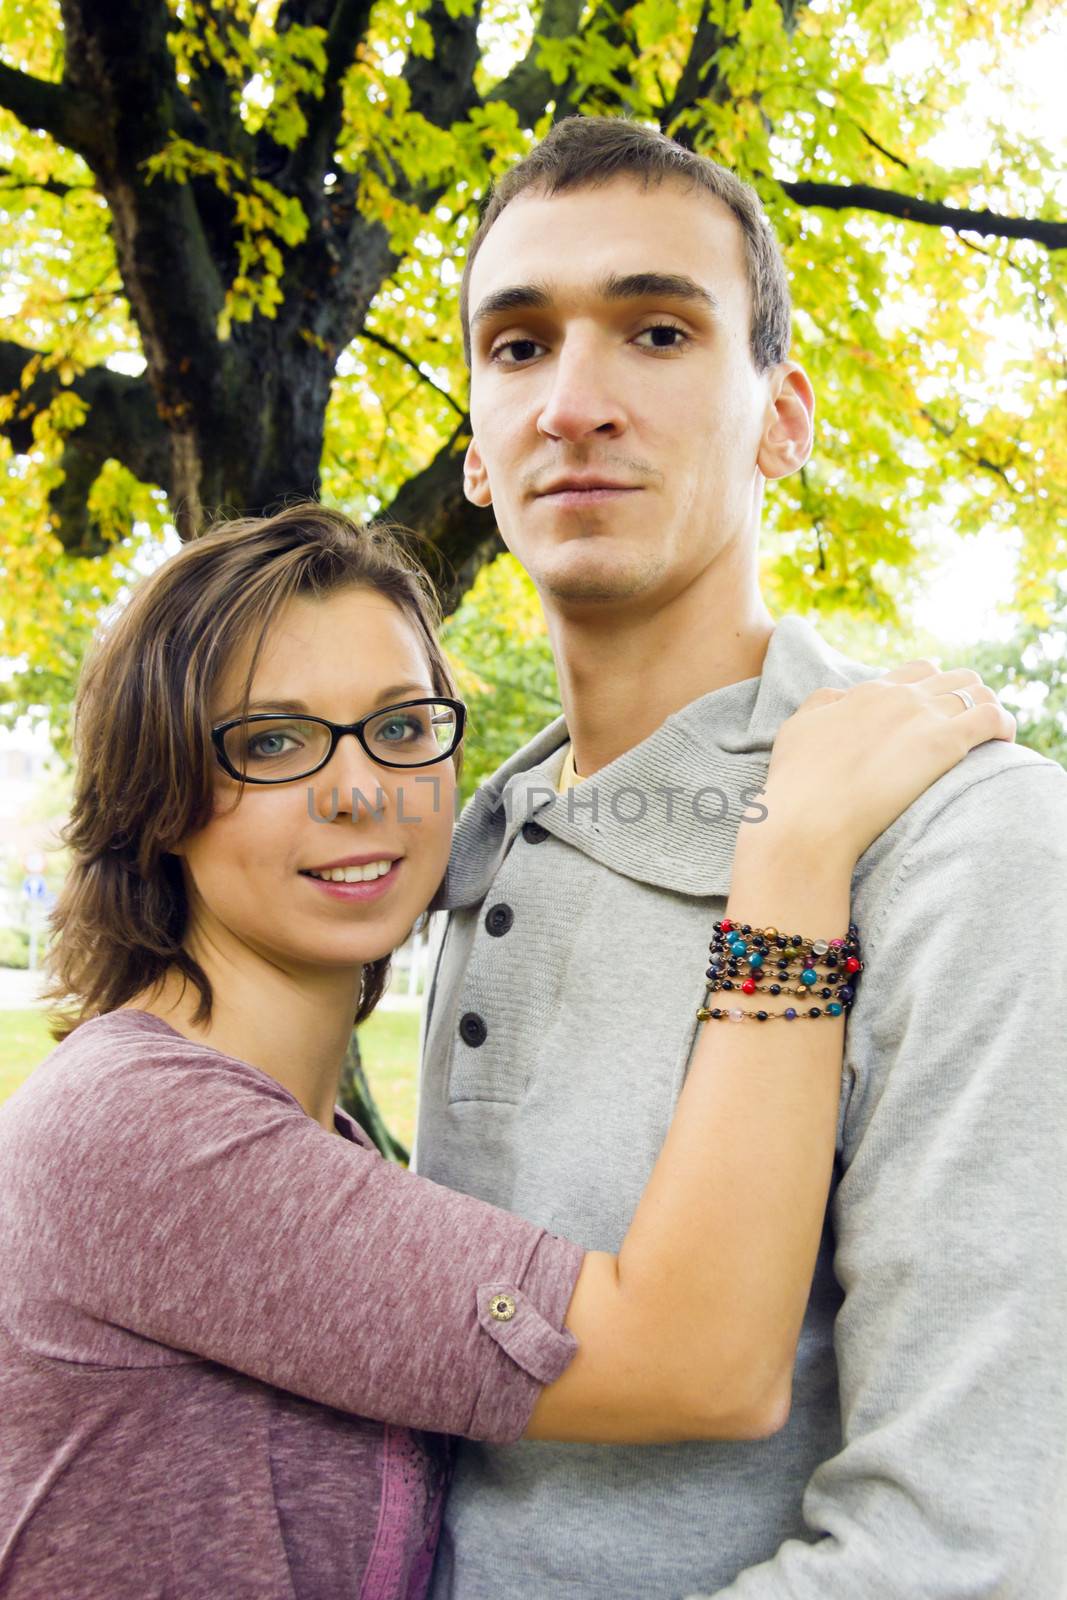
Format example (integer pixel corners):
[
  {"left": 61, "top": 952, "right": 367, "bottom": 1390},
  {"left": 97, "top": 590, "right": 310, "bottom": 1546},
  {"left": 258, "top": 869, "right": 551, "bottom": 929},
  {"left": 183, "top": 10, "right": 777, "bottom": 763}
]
[
  {"left": 491, "top": 339, "right": 544, "bottom": 364},
  {"left": 636, "top": 324, "right": 688, "bottom": 349}
]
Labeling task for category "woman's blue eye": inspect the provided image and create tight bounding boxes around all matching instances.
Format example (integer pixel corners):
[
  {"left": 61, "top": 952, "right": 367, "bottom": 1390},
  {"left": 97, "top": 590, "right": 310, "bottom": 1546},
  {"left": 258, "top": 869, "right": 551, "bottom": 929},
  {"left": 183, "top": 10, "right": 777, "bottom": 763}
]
[
  {"left": 248, "top": 731, "right": 300, "bottom": 758},
  {"left": 376, "top": 716, "right": 422, "bottom": 742}
]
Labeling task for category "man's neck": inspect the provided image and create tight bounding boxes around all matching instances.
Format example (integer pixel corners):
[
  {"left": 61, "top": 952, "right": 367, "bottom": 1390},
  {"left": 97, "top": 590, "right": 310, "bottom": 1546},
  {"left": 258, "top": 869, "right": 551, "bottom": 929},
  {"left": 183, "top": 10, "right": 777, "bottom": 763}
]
[{"left": 547, "top": 578, "right": 776, "bottom": 778}]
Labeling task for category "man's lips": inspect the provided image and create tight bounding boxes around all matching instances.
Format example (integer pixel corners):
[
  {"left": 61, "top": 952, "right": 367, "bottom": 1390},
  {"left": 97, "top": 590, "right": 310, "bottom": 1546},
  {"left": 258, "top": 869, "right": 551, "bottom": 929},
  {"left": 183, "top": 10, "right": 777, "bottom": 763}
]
[
  {"left": 537, "top": 476, "right": 642, "bottom": 495},
  {"left": 536, "top": 482, "right": 643, "bottom": 508}
]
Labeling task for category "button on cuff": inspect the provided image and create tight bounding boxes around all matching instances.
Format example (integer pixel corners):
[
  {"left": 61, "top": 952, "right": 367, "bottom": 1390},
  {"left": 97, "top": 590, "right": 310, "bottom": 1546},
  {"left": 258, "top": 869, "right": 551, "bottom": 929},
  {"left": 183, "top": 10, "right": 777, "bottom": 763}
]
[{"left": 475, "top": 1283, "right": 578, "bottom": 1385}]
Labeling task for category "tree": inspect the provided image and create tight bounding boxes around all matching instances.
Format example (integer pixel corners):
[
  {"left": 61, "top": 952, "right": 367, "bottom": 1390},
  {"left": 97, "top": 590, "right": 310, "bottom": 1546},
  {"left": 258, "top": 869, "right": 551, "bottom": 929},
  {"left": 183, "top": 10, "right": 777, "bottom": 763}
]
[
  {"left": 819, "top": 584, "right": 1067, "bottom": 768},
  {"left": 441, "top": 551, "right": 561, "bottom": 801},
  {"left": 949, "top": 598, "right": 1067, "bottom": 768},
  {"left": 1, "top": 0, "right": 1064, "bottom": 735}
]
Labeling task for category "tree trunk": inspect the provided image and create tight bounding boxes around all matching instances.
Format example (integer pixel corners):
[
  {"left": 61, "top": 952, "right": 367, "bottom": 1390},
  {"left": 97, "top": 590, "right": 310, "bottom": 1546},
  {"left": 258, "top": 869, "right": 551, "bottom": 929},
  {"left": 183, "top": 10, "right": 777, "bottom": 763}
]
[{"left": 338, "top": 1029, "right": 409, "bottom": 1165}]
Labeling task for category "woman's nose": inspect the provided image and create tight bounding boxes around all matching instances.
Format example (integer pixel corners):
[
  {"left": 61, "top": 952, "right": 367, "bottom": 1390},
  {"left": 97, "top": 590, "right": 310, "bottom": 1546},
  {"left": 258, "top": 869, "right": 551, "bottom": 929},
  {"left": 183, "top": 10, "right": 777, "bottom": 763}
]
[{"left": 309, "top": 733, "right": 392, "bottom": 822}]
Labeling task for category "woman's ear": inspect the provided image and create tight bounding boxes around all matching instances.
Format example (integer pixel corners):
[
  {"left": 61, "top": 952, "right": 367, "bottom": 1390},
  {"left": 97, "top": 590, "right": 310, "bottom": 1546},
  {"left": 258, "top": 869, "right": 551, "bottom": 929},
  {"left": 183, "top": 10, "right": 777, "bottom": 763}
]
[
  {"left": 757, "top": 362, "right": 815, "bottom": 482},
  {"left": 463, "top": 438, "right": 493, "bottom": 508}
]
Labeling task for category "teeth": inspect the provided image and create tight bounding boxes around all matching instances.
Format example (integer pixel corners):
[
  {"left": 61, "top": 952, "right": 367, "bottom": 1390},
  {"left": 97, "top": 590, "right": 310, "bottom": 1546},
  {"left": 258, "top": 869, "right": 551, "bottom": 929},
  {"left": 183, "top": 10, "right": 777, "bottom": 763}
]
[{"left": 307, "top": 860, "right": 393, "bottom": 883}]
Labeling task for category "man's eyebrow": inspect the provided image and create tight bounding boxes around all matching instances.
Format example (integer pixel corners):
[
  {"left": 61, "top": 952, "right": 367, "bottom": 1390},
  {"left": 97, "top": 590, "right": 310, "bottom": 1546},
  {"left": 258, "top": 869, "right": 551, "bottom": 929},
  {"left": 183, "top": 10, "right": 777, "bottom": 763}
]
[
  {"left": 601, "top": 272, "right": 723, "bottom": 317},
  {"left": 470, "top": 282, "right": 553, "bottom": 332},
  {"left": 470, "top": 271, "right": 723, "bottom": 333}
]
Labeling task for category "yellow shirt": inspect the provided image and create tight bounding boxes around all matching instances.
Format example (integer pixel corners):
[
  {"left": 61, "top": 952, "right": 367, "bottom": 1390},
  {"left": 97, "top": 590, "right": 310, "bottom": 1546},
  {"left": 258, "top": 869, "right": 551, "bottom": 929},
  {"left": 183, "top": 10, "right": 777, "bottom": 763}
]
[{"left": 556, "top": 742, "right": 582, "bottom": 795}]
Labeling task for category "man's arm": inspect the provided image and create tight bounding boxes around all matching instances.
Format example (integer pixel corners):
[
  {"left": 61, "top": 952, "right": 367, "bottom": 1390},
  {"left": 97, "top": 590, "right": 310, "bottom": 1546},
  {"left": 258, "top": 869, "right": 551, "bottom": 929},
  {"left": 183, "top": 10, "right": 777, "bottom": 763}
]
[{"left": 689, "top": 759, "right": 1067, "bottom": 1600}]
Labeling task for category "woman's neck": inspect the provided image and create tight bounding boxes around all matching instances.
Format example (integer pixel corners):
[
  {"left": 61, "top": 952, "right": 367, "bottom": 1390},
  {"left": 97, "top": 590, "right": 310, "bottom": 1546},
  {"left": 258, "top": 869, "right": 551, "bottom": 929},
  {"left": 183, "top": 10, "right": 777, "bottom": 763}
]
[{"left": 127, "top": 924, "right": 362, "bottom": 1135}]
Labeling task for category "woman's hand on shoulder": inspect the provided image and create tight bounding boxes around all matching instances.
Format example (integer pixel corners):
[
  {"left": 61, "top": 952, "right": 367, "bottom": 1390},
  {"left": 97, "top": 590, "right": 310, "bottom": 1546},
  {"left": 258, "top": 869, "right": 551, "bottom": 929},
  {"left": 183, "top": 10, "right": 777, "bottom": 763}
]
[{"left": 759, "top": 659, "right": 1016, "bottom": 867}]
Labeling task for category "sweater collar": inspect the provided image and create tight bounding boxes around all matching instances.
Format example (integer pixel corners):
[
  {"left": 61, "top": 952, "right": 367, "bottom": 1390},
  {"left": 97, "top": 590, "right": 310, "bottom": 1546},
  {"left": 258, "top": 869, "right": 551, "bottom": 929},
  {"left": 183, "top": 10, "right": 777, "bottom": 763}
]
[{"left": 437, "top": 614, "right": 874, "bottom": 908}]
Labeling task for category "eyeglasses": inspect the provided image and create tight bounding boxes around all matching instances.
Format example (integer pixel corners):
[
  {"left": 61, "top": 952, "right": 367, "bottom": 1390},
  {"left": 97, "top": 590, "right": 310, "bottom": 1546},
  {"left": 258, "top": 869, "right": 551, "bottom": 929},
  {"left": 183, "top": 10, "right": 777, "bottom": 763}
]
[{"left": 211, "top": 698, "right": 467, "bottom": 784}]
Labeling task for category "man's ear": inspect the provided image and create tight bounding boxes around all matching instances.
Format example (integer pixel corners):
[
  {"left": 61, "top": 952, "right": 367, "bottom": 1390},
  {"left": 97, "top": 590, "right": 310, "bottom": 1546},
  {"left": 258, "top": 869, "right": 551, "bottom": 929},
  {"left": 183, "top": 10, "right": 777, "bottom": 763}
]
[
  {"left": 757, "top": 362, "right": 815, "bottom": 482},
  {"left": 463, "top": 438, "right": 493, "bottom": 508}
]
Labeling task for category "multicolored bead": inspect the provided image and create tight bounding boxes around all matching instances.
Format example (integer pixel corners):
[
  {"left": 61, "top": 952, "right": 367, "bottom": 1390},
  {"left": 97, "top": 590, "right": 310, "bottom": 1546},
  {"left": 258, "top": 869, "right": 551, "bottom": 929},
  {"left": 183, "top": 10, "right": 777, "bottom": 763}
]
[{"left": 698, "top": 916, "right": 863, "bottom": 1025}]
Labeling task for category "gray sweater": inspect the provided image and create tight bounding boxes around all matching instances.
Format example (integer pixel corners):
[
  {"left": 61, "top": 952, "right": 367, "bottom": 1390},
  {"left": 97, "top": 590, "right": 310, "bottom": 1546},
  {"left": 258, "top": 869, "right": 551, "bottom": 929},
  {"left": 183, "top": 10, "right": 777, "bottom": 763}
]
[{"left": 416, "top": 614, "right": 1067, "bottom": 1599}]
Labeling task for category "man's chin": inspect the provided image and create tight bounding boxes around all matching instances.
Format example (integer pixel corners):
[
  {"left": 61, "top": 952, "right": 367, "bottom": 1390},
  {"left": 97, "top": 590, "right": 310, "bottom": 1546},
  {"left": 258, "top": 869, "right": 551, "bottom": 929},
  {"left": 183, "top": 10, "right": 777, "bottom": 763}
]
[{"left": 539, "top": 550, "right": 668, "bottom": 608}]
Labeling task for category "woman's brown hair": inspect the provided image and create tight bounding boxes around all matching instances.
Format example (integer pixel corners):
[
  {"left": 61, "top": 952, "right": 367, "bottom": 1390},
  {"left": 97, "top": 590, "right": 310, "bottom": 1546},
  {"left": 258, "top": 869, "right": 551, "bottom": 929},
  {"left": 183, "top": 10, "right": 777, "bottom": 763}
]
[{"left": 44, "top": 503, "right": 459, "bottom": 1040}]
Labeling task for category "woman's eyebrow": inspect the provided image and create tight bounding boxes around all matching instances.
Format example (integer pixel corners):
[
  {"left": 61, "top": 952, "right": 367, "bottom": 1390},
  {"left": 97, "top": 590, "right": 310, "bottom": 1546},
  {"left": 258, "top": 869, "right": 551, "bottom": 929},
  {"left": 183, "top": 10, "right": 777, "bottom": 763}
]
[
  {"left": 217, "top": 697, "right": 310, "bottom": 721},
  {"left": 215, "top": 685, "right": 431, "bottom": 721},
  {"left": 471, "top": 271, "right": 723, "bottom": 332}
]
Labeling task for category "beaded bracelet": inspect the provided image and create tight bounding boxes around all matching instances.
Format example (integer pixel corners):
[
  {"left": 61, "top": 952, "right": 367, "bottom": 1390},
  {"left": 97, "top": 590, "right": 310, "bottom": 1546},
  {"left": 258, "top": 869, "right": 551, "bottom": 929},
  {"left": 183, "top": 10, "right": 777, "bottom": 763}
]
[{"left": 696, "top": 918, "right": 863, "bottom": 1023}]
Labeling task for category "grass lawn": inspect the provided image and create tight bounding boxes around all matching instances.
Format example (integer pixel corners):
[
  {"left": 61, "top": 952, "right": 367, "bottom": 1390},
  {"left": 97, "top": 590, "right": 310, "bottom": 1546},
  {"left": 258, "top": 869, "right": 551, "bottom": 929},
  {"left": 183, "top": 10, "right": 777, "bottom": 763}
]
[
  {"left": 0, "top": 1006, "right": 421, "bottom": 1149},
  {"left": 0, "top": 1010, "right": 54, "bottom": 1103},
  {"left": 349, "top": 1009, "right": 421, "bottom": 1149}
]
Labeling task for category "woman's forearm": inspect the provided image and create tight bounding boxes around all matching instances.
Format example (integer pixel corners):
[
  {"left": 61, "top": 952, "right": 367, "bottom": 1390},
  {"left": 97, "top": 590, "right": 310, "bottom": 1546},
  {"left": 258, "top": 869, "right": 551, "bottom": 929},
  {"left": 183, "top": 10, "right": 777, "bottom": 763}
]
[{"left": 525, "top": 820, "right": 853, "bottom": 1444}]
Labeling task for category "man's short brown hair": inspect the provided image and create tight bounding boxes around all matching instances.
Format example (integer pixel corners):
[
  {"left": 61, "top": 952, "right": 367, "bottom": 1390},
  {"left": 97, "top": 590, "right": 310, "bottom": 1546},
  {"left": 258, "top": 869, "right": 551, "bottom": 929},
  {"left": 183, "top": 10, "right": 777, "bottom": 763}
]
[{"left": 460, "top": 114, "right": 792, "bottom": 375}]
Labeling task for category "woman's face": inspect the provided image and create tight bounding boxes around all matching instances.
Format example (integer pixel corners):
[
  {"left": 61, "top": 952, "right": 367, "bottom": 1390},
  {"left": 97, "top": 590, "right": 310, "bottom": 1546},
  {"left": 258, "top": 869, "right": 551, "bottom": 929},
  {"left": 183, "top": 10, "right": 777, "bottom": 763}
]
[{"left": 176, "top": 585, "right": 457, "bottom": 974}]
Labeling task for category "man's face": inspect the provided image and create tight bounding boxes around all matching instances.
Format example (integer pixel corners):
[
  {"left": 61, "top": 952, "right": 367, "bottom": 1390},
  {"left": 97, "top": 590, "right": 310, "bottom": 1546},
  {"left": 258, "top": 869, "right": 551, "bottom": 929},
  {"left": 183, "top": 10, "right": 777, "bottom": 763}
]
[{"left": 463, "top": 176, "right": 812, "bottom": 611}]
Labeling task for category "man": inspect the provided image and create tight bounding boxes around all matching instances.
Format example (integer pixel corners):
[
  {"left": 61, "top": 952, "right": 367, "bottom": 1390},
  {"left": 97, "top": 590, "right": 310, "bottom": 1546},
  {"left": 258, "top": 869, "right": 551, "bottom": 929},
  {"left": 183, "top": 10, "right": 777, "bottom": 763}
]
[{"left": 415, "top": 115, "right": 1067, "bottom": 1597}]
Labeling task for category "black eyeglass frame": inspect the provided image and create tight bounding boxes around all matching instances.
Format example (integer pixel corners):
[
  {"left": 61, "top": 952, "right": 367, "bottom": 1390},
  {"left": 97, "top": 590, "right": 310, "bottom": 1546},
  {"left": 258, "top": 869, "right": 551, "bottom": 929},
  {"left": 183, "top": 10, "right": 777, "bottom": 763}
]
[{"left": 210, "top": 697, "right": 468, "bottom": 784}]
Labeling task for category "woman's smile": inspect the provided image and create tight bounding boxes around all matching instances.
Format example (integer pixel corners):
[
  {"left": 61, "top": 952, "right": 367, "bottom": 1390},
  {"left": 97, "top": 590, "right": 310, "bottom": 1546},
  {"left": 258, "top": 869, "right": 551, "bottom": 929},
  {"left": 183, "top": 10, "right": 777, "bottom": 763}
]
[{"left": 299, "top": 856, "right": 403, "bottom": 902}]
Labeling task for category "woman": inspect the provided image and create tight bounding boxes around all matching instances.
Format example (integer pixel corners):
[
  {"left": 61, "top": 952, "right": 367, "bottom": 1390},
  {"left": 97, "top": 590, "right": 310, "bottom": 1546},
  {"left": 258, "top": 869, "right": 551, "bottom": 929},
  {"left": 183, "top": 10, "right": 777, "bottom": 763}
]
[{"left": 0, "top": 504, "right": 1013, "bottom": 1598}]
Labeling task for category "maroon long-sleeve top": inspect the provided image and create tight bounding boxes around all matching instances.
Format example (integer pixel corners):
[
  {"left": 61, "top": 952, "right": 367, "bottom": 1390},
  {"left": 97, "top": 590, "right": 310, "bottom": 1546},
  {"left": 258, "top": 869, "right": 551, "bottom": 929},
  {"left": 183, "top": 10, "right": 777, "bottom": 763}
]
[{"left": 0, "top": 1010, "right": 583, "bottom": 1599}]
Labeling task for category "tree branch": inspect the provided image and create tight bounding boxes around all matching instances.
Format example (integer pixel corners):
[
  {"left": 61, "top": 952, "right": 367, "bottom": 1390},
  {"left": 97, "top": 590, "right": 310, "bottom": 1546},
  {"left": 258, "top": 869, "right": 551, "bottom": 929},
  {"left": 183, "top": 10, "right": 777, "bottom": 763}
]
[
  {"left": 486, "top": 0, "right": 586, "bottom": 126},
  {"left": 322, "top": 0, "right": 376, "bottom": 87},
  {"left": 663, "top": 0, "right": 728, "bottom": 131},
  {"left": 359, "top": 329, "right": 464, "bottom": 416},
  {"left": 382, "top": 420, "right": 503, "bottom": 612},
  {"left": 58, "top": 0, "right": 227, "bottom": 418},
  {"left": 780, "top": 179, "right": 1067, "bottom": 250},
  {"left": 919, "top": 407, "right": 1021, "bottom": 492},
  {"left": 276, "top": 0, "right": 336, "bottom": 25},
  {"left": 288, "top": 0, "right": 376, "bottom": 189},
  {"left": 0, "top": 168, "right": 88, "bottom": 198},
  {"left": 404, "top": 0, "right": 484, "bottom": 130},
  {"left": 0, "top": 59, "right": 99, "bottom": 157},
  {"left": 776, "top": 0, "right": 812, "bottom": 33},
  {"left": 856, "top": 127, "right": 911, "bottom": 172},
  {"left": 0, "top": 339, "right": 171, "bottom": 552},
  {"left": 177, "top": 5, "right": 257, "bottom": 176}
]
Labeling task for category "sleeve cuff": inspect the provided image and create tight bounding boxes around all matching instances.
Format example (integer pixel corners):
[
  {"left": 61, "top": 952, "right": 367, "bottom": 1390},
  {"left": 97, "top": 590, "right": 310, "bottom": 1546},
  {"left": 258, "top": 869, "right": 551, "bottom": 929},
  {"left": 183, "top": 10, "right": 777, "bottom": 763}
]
[
  {"left": 465, "top": 1233, "right": 584, "bottom": 1442},
  {"left": 475, "top": 1281, "right": 578, "bottom": 1384}
]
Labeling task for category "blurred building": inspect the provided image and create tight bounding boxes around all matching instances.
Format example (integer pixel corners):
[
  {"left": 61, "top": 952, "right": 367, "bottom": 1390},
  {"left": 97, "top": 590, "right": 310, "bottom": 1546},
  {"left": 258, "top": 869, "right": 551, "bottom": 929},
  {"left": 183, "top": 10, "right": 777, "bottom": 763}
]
[{"left": 0, "top": 723, "right": 64, "bottom": 934}]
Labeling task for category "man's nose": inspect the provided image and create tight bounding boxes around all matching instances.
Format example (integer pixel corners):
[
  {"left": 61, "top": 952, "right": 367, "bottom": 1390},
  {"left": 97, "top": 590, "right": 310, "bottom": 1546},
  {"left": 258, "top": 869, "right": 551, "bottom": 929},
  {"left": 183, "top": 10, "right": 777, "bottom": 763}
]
[{"left": 536, "top": 334, "right": 626, "bottom": 443}]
